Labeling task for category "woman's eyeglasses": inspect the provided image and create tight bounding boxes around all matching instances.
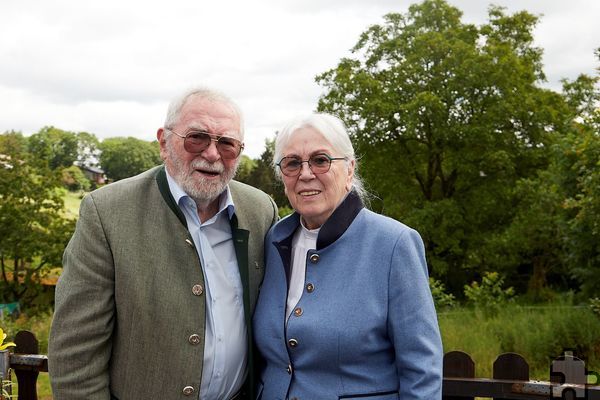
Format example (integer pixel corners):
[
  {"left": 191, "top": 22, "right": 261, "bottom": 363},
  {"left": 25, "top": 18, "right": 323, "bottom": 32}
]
[
  {"left": 276, "top": 154, "right": 346, "bottom": 177},
  {"left": 166, "top": 128, "right": 244, "bottom": 160}
]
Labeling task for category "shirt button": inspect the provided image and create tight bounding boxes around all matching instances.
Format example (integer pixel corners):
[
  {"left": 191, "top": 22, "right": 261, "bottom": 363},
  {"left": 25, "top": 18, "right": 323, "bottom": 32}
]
[
  {"left": 306, "top": 283, "right": 314, "bottom": 293},
  {"left": 293, "top": 307, "right": 303, "bottom": 317},
  {"left": 191, "top": 284, "right": 204, "bottom": 296},
  {"left": 309, "top": 253, "right": 320, "bottom": 263},
  {"left": 182, "top": 386, "right": 195, "bottom": 395},
  {"left": 188, "top": 334, "right": 201, "bottom": 345},
  {"left": 288, "top": 338, "right": 298, "bottom": 348},
  {"left": 286, "top": 364, "right": 293, "bottom": 374}
]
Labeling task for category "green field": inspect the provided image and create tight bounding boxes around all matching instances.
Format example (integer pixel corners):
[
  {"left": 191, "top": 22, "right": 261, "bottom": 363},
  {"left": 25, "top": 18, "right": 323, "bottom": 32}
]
[
  {"left": 61, "top": 190, "right": 83, "bottom": 219},
  {"left": 439, "top": 303, "right": 600, "bottom": 380}
]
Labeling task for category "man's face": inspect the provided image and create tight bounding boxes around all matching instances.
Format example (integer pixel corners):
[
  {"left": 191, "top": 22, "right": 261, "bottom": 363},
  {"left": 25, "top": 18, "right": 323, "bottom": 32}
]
[{"left": 158, "top": 96, "right": 242, "bottom": 205}]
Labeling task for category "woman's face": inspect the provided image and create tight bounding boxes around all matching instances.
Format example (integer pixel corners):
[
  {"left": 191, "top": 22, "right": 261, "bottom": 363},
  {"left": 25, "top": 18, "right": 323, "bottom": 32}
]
[{"left": 280, "top": 127, "right": 354, "bottom": 229}]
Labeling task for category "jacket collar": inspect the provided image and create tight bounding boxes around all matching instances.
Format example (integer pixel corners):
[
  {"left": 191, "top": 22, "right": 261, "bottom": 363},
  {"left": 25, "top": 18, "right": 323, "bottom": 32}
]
[
  {"left": 273, "top": 190, "right": 364, "bottom": 250},
  {"left": 156, "top": 165, "right": 188, "bottom": 228}
]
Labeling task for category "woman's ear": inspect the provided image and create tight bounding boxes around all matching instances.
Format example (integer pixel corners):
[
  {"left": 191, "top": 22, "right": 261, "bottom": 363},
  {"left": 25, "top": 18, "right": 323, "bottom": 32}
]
[{"left": 346, "top": 159, "right": 355, "bottom": 191}]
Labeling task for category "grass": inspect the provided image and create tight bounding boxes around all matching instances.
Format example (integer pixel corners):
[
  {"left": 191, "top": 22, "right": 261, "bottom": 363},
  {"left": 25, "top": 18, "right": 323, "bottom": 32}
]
[
  {"left": 439, "top": 302, "right": 600, "bottom": 380},
  {"left": 61, "top": 190, "right": 84, "bottom": 220}
]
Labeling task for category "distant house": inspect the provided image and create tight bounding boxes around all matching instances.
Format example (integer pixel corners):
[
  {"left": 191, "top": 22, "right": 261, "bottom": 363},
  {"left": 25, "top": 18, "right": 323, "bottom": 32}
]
[{"left": 80, "top": 165, "right": 106, "bottom": 185}]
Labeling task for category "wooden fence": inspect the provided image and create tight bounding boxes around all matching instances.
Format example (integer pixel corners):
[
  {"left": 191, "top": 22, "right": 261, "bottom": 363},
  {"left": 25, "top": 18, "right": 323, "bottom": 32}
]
[{"left": 1, "top": 330, "right": 599, "bottom": 399}]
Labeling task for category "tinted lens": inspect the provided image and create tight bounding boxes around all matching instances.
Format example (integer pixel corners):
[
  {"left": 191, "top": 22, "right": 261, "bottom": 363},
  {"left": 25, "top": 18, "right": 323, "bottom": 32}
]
[
  {"left": 309, "top": 155, "right": 331, "bottom": 173},
  {"left": 216, "top": 137, "right": 242, "bottom": 159},
  {"left": 182, "top": 131, "right": 242, "bottom": 159},
  {"left": 183, "top": 132, "right": 211, "bottom": 153}
]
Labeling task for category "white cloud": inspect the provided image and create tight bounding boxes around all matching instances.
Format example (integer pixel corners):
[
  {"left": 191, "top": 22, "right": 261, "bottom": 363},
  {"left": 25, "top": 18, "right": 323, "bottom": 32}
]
[{"left": 1, "top": 0, "right": 598, "bottom": 158}]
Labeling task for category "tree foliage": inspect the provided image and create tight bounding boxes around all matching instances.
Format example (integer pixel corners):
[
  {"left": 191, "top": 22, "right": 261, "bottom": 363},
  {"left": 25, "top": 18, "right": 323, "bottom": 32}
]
[
  {"left": 236, "top": 138, "right": 289, "bottom": 210},
  {"left": 28, "top": 127, "right": 81, "bottom": 170},
  {"left": 61, "top": 165, "right": 91, "bottom": 192},
  {"left": 0, "top": 141, "right": 75, "bottom": 308},
  {"left": 316, "top": 0, "right": 568, "bottom": 291},
  {"left": 98, "top": 137, "right": 161, "bottom": 181},
  {"left": 558, "top": 66, "right": 600, "bottom": 297}
]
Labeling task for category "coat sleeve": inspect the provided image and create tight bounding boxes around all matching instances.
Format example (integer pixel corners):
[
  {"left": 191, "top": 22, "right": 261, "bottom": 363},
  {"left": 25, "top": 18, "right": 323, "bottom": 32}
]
[
  {"left": 387, "top": 228, "right": 443, "bottom": 399},
  {"left": 48, "top": 193, "right": 115, "bottom": 400}
]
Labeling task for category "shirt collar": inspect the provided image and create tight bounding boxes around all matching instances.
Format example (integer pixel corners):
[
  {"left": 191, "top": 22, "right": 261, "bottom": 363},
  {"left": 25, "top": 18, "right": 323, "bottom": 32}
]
[{"left": 165, "top": 168, "right": 235, "bottom": 220}]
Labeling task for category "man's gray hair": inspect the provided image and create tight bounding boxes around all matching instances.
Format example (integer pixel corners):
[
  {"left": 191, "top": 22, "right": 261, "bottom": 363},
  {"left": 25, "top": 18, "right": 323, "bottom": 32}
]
[{"left": 163, "top": 86, "right": 244, "bottom": 138}]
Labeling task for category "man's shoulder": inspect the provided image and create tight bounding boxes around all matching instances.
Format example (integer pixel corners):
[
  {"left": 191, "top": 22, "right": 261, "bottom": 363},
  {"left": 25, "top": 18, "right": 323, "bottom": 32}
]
[
  {"left": 87, "top": 166, "right": 161, "bottom": 203},
  {"left": 229, "top": 180, "right": 277, "bottom": 227},
  {"left": 229, "top": 180, "right": 274, "bottom": 207}
]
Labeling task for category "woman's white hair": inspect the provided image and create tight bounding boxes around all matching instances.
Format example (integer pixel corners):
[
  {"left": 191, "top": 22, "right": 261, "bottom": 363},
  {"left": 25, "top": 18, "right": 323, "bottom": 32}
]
[
  {"left": 273, "top": 112, "right": 367, "bottom": 200},
  {"left": 163, "top": 86, "right": 244, "bottom": 138}
]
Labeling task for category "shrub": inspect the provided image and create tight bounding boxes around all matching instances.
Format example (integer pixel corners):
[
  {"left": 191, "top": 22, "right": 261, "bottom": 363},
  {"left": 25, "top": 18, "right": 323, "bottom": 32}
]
[
  {"left": 429, "top": 277, "right": 456, "bottom": 310},
  {"left": 590, "top": 297, "right": 600, "bottom": 318},
  {"left": 61, "top": 165, "right": 91, "bottom": 192},
  {"left": 464, "top": 271, "right": 515, "bottom": 317}
]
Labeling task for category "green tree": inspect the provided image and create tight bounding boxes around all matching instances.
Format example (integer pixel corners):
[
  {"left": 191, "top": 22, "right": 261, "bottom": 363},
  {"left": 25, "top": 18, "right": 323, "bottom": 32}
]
[
  {"left": 316, "top": 0, "right": 566, "bottom": 291},
  {"left": 28, "top": 126, "right": 80, "bottom": 170},
  {"left": 0, "top": 131, "right": 28, "bottom": 157},
  {"left": 99, "top": 137, "right": 161, "bottom": 181},
  {"left": 75, "top": 131, "right": 101, "bottom": 168},
  {"left": 491, "top": 68, "right": 600, "bottom": 298},
  {"left": 235, "top": 155, "right": 257, "bottom": 183},
  {"left": 61, "top": 165, "right": 91, "bottom": 192},
  {"left": 237, "top": 138, "right": 289, "bottom": 210},
  {"left": 559, "top": 60, "right": 600, "bottom": 297},
  {"left": 0, "top": 145, "right": 75, "bottom": 308}
]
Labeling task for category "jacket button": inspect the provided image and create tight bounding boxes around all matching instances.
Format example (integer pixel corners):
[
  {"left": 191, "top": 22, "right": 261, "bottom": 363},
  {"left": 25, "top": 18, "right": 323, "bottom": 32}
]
[
  {"left": 293, "top": 307, "right": 303, "bottom": 317},
  {"left": 288, "top": 338, "right": 298, "bottom": 348},
  {"left": 188, "top": 334, "right": 201, "bottom": 345},
  {"left": 185, "top": 238, "right": 194, "bottom": 248},
  {"left": 306, "top": 283, "right": 314, "bottom": 293},
  {"left": 192, "top": 284, "right": 204, "bottom": 296},
  {"left": 309, "top": 253, "right": 320, "bottom": 263},
  {"left": 287, "top": 364, "right": 293, "bottom": 374},
  {"left": 182, "top": 386, "right": 195, "bottom": 395}
]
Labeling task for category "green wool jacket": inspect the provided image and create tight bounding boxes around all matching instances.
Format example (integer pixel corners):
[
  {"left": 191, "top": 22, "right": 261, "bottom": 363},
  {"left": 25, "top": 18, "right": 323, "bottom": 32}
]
[{"left": 48, "top": 165, "right": 278, "bottom": 399}]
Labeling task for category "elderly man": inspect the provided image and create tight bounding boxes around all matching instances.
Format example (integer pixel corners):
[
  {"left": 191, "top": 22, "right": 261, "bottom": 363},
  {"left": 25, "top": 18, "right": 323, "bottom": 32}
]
[{"left": 48, "top": 87, "right": 278, "bottom": 400}]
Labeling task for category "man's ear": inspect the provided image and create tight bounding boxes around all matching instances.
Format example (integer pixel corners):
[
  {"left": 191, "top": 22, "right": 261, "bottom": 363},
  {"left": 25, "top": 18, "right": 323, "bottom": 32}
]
[{"left": 157, "top": 128, "right": 168, "bottom": 161}]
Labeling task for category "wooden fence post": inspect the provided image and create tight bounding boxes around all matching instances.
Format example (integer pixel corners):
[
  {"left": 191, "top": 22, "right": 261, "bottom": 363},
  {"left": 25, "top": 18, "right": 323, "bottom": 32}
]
[
  {"left": 443, "top": 351, "right": 475, "bottom": 400},
  {"left": 493, "top": 352, "right": 529, "bottom": 400},
  {"left": 14, "top": 331, "right": 39, "bottom": 400}
]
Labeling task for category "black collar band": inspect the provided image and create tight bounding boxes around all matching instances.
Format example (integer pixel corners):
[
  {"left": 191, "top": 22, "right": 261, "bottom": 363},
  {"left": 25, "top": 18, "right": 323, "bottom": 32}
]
[{"left": 316, "top": 190, "right": 364, "bottom": 250}]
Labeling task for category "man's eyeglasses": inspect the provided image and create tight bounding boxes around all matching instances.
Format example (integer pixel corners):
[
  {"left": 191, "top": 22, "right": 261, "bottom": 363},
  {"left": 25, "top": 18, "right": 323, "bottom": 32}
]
[
  {"left": 276, "top": 154, "right": 346, "bottom": 177},
  {"left": 166, "top": 128, "right": 244, "bottom": 160}
]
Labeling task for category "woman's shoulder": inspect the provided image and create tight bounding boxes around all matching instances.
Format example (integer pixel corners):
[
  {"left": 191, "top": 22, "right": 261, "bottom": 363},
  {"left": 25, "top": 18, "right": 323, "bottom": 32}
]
[{"left": 359, "top": 208, "right": 418, "bottom": 235}]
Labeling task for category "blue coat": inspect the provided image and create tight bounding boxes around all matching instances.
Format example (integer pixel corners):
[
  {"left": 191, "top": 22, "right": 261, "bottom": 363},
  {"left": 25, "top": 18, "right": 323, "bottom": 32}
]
[{"left": 253, "top": 192, "right": 443, "bottom": 399}]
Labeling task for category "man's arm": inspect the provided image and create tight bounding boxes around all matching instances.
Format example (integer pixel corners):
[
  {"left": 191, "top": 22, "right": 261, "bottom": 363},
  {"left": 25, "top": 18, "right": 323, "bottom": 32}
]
[{"left": 48, "top": 194, "right": 115, "bottom": 400}]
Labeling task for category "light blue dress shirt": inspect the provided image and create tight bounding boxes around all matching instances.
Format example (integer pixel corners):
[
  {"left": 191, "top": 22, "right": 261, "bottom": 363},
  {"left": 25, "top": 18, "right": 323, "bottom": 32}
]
[{"left": 166, "top": 172, "right": 247, "bottom": 400}]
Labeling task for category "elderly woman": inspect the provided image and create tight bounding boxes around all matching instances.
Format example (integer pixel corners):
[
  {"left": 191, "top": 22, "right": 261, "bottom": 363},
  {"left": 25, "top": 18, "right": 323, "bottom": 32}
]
[{"left": 253, "top": 113, "right": 443, "bottom": 399}]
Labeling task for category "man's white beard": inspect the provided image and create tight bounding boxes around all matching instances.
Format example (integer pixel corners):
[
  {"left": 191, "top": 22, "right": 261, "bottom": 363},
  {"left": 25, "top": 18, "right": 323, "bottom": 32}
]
[{"left": 166, "top": 140, "right": 238, "bottom": 205}]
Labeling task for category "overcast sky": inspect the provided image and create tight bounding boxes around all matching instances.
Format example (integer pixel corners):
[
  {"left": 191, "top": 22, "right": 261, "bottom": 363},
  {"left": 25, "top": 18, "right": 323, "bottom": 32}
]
[{"left": 1, "top": 1, "right": 598, "bottom": 158}]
